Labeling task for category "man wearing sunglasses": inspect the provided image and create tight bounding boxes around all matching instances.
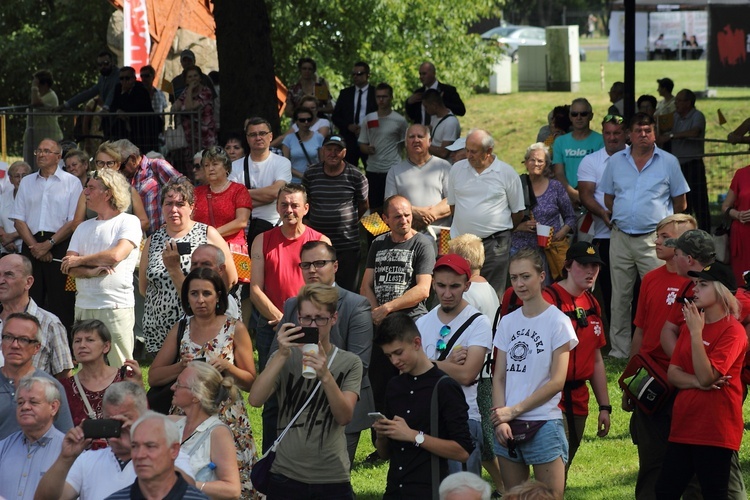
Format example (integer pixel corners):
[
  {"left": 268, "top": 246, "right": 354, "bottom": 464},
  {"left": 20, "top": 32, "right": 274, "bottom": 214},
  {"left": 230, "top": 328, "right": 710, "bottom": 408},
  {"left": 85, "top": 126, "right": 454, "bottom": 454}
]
[
  {"left": 416, "top": 254, "right": 492, "bottom": 476},
  {"left": 332, "top": 62, "right": 377, "bottom": 167},
  {"left": 552, "top": 97, "right": 604, "bottom": 206},
  {"left": 108, "top": 67, "right": 157, "bottom": 154},
  {"left": 61, "top": 50, "right": 119, "bottom": 112}
]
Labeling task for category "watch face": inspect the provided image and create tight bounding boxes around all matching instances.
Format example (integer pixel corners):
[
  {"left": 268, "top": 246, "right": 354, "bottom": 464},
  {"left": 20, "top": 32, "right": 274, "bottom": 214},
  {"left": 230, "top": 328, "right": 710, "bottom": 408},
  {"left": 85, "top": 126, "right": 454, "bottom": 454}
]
[{"left": 415, "top": 433, "right": 425, "bottom": 444}]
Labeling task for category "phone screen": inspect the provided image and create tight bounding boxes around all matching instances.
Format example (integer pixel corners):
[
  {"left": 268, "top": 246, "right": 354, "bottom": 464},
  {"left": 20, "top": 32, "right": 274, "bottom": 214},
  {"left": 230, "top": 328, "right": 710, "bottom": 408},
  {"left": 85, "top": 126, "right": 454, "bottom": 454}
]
[
  {"left": 291, "top": 326, "right": 319, "bottom": 344},
  {"left": 82, "top": 419, "right": 123, "bottom": 439}
]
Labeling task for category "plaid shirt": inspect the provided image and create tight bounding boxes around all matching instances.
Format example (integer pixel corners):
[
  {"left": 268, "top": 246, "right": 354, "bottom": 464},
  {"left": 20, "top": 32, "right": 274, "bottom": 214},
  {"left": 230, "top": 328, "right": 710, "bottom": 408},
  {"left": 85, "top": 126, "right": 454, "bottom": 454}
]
[
  {"left": 0, "top": 299, "right": 73, "bottom": 377},
  {"left": 131, "top": 156, "right": 181, "bottom": 234}
]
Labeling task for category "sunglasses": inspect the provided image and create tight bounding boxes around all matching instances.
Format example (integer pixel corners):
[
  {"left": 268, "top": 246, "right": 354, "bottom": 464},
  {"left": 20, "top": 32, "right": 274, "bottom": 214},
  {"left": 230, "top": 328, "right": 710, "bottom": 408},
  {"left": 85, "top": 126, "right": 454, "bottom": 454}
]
[
  {"left": 352, "top": 71, "right": 367, "bottom": 76},
  {"left": 570, "top": 111, "right": 590, "bottom": 118},
  {"left": 119, "top": 76, "right": 133, "bottom": 81},
  {"left": 297, "top": 117, "right": 314, "bottom": 123},
  {"left": 435, "top": 325, "right": 451, "bottom": 355},
  {"left": 603, "top": 114, "right": 624, "bottom": 124}
]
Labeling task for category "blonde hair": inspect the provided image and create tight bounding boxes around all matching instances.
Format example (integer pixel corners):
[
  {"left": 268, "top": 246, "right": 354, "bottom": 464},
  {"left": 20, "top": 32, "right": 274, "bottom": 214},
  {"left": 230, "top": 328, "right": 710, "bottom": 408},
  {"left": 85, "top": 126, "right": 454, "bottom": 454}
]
[
  {"left": 656, "top": 213, "right": 697, "bottom": 234},
  {"left": 184, "top": 361, "right": 239, "bottom": 415},
  {"left": 94, "top": 168, "right": 131, "bottom": 212},
  {"left": 448, "top": 234, "right": 484, "bottom": 271},
  {"left": 96, "top": 141, "right": 123, "bottom": 165},
  {"left": 710, "top": 281, "right": 740, "bottom": 319},
  {"left": 297, "top": 283, "right": 339, "bottom": 314}
]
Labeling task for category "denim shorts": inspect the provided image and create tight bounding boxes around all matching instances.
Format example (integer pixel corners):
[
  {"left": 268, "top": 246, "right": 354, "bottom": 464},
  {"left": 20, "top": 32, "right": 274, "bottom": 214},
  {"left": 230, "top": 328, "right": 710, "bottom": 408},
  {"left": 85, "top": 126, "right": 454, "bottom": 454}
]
[{"left": 494, "top": 419, "right": 568, "bottom": 465}]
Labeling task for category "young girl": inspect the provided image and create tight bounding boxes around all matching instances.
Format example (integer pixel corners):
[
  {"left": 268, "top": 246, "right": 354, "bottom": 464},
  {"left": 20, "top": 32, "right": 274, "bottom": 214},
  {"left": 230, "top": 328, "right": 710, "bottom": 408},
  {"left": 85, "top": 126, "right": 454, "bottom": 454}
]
[
  {"left": 491, "top": 249, "right": 577, "bottom": 497},
  {"left": 655, "top": 264, "right": 747, "bottom": 498}
]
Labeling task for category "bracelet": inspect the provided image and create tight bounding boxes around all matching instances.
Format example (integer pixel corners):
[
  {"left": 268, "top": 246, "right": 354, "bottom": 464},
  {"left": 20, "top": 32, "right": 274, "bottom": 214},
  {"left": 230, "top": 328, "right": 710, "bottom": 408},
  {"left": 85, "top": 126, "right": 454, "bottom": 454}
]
[
  {"left": 200, "top": 482, "right": 206, "bottom": 492},
  {"left": 599, "top": 405, "right": 612, "bottom": 413},
  {"left": 725, "top": 207, "right": 734, "bottom": 219}
]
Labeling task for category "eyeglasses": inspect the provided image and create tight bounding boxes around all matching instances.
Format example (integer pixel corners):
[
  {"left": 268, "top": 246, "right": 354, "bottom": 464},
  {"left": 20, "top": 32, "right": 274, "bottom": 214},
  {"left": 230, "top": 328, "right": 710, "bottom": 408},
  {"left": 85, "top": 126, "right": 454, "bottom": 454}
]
[
  {"left": 375, "top": 95, "right": 391, "bottom": 100},
  {"left": 435, "top": 325, "right": 451, "bottom": 355},
  {"left": 119, "top": 76, "right": 133, "bottom": 81},
  {"left": 297, "top": 117, "right": 313, "bottom": 123},
  {"left": 351, "top": 71, "right": 367, "bottom": 76},
  {"left": 299, "top": 260, "right": 335, "bottom": 270},
  {"left": 1, "top": 334, "right": 39, "bottom": 347},
  {"left": 247, "top": 131, "right": 271, "bottom": 138},
  {"left": 193, "top": 163, "right": 202, "bottom": 170},
  {"left": 298, "top": 315, "right": 332, "bottom": 326},
  {"left": 95, "top": 160, "right": 117, "bottom": 168},
  {"left": 34, "top": 149, "right": 60, "bottom": 156},
  {"left": 603, "top": 114, "right": 624, "bottom": 124},
  {"left": 570, "top": 111, "right": 590, "bottom": 118}
]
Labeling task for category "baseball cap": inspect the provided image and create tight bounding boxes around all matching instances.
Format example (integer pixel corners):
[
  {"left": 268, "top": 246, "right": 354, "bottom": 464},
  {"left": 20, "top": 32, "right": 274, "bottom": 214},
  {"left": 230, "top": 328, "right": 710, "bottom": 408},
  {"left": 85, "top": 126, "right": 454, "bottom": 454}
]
[
  {"left": 434, "top": 254, "right": 471, "bottom": 280},
  {"left": 323, "top": 135, "right": 347, "bottom": 149},
  {"left": 664, "top": 229, "right": 715, "bottom": 264},
  {"left": 566, "top": 241, "right": 605, "bottom": 265},
  {"left": 446, "top": 137, "right": 466, "bottom": 152},
  {"left": 656, "top": 77, "right": 674, "bottom": 92},
  {"left": 687, "top": 262, "right": 737, "bottom": 292},
  {"left": 181, "top": 49, "right": 196, "bottom": 61}
]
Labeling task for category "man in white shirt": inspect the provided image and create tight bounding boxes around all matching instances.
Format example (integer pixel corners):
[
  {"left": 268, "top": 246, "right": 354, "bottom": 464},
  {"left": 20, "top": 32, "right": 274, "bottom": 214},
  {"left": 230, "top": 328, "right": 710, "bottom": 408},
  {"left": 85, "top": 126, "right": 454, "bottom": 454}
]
[
  {"left": 423, "top": 89, "right": 460, "bottom": 159},
  {"left": 35, "top": 381, "right": 194, "bottom": 500},
  {"left": 61, "top": 169, "right": 142, "bottom": 367},
  {"left": 448, "top": 129, "right": 525, "bottom": 299},
  {"left": 11, "top": 138, "right": 82, "bottom": 334},
  {"left": 229, "top": 117, "right": 292, "bottom": 246},
  {"left": 416, "top": 254, "right": 492, "bottom": 476}
]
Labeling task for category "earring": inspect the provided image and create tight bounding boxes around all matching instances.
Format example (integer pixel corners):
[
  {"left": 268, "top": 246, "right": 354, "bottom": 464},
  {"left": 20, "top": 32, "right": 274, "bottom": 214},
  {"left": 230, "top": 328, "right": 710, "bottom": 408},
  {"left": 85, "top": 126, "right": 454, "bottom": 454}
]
[{"left": 216, "top": 303, "right": 220, "bottom": 311}]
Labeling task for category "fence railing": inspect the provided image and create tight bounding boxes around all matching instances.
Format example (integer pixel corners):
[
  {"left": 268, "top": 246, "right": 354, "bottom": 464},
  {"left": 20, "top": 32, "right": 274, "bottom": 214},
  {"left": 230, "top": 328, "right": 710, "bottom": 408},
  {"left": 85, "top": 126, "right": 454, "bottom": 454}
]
[{"left": 0, "top": 108, "right": 201, "bottom": 173}]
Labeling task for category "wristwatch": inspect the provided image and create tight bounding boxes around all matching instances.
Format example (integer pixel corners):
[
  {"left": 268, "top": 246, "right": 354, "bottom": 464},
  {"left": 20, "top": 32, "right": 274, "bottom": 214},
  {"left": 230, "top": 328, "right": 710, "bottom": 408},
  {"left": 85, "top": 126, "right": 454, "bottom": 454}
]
[
  {"left": 414, "top": 431, "right": 425, "bottom": 447},
  {"left": 48, "top": 237, "right": 56, "bottom": 246},
  {"left": 599, "top": 405, "right": 612, "bottom": 413}
]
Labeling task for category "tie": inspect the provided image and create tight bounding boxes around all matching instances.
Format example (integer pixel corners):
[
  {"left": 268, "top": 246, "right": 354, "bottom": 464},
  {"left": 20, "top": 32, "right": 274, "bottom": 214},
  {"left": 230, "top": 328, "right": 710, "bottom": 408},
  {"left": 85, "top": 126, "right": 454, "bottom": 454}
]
[{"left": 354, "top": 89, "right": 363, "bottom": 124}]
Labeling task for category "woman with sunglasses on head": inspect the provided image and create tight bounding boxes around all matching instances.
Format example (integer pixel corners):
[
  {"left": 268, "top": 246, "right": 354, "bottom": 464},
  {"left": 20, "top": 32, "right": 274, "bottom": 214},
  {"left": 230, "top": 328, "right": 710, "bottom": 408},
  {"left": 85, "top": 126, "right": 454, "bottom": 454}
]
[
  {"left": 655, "top": 265, "right": 747, "bottom": 499},
  {"left": 71, "top": 141, "right": 150, "bottom": 232},
  {"left": 491, "top": 249, "right": 577, "bottom": 498},
  {"left": 282, "top": 107, "right": 324, "bottom": 183},
  {"left": 150, "top": 267, "right": 258, "bottom": 498}
]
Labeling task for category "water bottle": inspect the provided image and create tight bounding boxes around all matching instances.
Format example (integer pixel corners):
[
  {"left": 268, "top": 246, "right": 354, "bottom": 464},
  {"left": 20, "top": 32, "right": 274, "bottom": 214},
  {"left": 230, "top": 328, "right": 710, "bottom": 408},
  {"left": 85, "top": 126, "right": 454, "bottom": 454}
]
[{"left": 195, "top": 461, "right": 216, "bottom": 482}]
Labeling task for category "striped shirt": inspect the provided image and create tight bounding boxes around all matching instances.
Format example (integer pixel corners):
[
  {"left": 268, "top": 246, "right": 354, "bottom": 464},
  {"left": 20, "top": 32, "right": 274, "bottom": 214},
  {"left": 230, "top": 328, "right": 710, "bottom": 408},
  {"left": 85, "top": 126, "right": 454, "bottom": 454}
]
[
  {"left": 303, "top": 162, "right": 368, "bottom": 253},
  {"left": 105, "top": 473, "right": 208, "bottom": 499}
]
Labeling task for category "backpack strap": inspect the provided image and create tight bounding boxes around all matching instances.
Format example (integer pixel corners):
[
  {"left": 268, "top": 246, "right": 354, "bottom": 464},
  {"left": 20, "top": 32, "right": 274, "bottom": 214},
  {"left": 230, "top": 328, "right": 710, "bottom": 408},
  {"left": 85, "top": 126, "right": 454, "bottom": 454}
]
[{"left": 430, "top": 375, "right": 455, "bottom": 500}]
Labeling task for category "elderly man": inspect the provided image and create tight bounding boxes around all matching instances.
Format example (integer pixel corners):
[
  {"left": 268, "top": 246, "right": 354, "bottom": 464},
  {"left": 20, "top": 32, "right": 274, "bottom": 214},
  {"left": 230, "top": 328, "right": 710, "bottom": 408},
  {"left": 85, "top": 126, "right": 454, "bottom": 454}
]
[
  {"left": 250, "top": 183, "right": 331, "bottom": 370},
  {"left": 229, "top": 117, "right": 293, "bottom": 246},
  {"left": 439, "top": 472, "right": 492, "bottom": 500},
  {"left": 423, "top": 89, "right": 461, "bottom": 159},
  {"left": 0, "top": 312, "right": 73, "bottom": 440},
  {"left": 0, "top": 376, "right": 64, "bottom": 500},
  {"left": 104, "top": 411, "right": 206, "bottom": 499},
  {"left": 385, "top": 124, "right": 452, "bottom": 231},
  {"left": 264, "top": 241, "right": 374, "bottom": 461},
  {"left": 552, "top": 98, "right": 604, "bottom": 205},
  {"left": 62, "top": 169, "right": 142, "bottom": 367},
  {"left": 115, "top": 139, "right": 181, "bottom": 235},
  {"left": 35, "top": 382, "right": 195, "bottom": 500},
  {"left": 358, "top": 82, "right": 408, "bottom": 211},
  {"left": 0, "top": 254, "right": 72, "bottom": 379},
  {"left": 62, "top": 50, "right": 119, "bottom": 111},
  {"left": 661, "top": 89, "right": 709, "bottom": 231},
  {"left": 303, "top": 135, "right": 369, "bottom": 291},
  {"left": 601, "top": 112, "right": 689, "bottom": 359},
  {"left": 405, "top": 62, "right": 466, "bottom": 125},
  {"left": 0, "top": 161, "right": 32, "bottom": 255},
  {"left": 578, "top": 113, "right": 629, "bottom": 323},
  {"left": 332, "top": 61, "right": 378, "bottom": 167},
  {"left": 11, "top": 138, "right": 82, "bottom": 335},
  {"left": 448, "top": 129, "right": 525, "bottom": 299}
]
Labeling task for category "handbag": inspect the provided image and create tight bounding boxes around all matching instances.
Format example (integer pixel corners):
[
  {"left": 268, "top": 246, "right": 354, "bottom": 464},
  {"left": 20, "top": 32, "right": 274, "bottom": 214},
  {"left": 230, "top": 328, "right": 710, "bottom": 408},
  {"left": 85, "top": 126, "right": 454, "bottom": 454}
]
[
  {"left": 207, "top": 193, "right": 251, "bottom": 283},
  {"left": 146, "top": 317, "right": 187, "bottom": 414},
  {"left": 251, "top": 348, "right": 339, "bottom": 494},
  {"left": 164, "top": 115, "right": 188, "bottom": 153},
  {"left": 618, "top": 352, "right": 674, "bottom": 415},
  {"left": 508, "top": 419, "right": 546, "bottom": 444},
  {"left": 713, "top": 224, "right": 731, "bottom": 264}
]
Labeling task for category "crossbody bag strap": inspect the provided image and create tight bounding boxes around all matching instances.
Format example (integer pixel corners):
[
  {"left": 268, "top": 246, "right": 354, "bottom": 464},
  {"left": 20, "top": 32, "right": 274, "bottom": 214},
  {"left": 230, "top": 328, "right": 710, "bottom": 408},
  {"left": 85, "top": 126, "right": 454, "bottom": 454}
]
[
  {"left": 73, "top": 374, "right": 97, "bottom": 420},
  {"left": 295, "top": 132, "right": 315, "bottom": 166},
  {"left": 431, "top": 375, "right": 452, "bottom": 500},
  {"left": 431, "top": 115, "right": 451, "bottom": 139},
  {"left": 266, "top": 347, "right": 339, "bottom": 454},
  {"left": 173, "top": 317, "right": 187, "bottom": 364},
  {"left": 437, "top": 313, "right": 483, "bottom": 361},
  {"left": 243, "top": 155, "right": 251, "bottom": 189}
]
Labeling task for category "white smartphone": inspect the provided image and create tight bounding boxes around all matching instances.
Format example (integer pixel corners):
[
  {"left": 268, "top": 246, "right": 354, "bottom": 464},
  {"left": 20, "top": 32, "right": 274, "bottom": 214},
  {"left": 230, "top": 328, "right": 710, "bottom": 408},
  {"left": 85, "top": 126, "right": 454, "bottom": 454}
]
[{"left": 368, "top": 411, "right": 386, "bottom": 421}]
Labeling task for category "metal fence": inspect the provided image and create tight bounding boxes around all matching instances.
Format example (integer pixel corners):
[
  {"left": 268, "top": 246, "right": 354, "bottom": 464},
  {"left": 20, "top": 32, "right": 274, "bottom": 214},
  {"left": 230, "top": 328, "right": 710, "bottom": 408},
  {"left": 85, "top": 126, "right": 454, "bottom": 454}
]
[{"left": 0, "top": 108, "right": 201, "bottom": 174}]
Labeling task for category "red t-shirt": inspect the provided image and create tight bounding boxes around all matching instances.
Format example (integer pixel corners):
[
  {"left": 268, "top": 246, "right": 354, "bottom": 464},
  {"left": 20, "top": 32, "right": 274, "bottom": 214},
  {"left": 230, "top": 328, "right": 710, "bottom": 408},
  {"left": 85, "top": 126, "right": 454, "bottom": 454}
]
[
  {"left": 634, "top": 265, "right": 691, "bottom": 371},
  {"left": 262, "top": 225, "right": 325, "bottom": 310},
  {"left": 193, "top": 182, "right": 253, "bottom": 248},
  {"left": 543, "top": 284, "right": 605, "bottom": 416},
  {"left": 734, "top": 288, "right": 750, "bottom": 385},
  {"left": 669, "top": 317, "right": 747, "bottom": 450}
]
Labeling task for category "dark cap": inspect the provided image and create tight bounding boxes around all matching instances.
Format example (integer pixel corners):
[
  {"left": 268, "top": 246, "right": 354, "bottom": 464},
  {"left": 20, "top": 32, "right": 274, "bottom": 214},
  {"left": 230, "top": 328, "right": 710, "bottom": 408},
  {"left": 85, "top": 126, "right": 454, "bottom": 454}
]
[
  {"left": 566, "top": 241, "right": 605, "bottom": 265},
  {"left": 664, "top": 229, "right": 715, "bottom": 264},
  {"left": 657, "top": 77, "right": 674, "bottom": 92},
  {"left": 687, "top": 262, "right": 737, "bottom": 292},
  {"left": 434, "top": 254, "right": 471, "bottom": 280},
  {"left": 180, "top": 49, "right": 196, "bottom": 61},
  {"left": 323, "top": 135, "right": 347, "bottom": 149}
]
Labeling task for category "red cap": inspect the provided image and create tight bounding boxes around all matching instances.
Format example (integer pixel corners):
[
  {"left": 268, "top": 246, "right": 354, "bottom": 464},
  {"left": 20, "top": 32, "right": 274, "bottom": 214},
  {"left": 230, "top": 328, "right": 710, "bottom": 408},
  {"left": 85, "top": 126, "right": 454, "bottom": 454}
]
[{"left": 434, "top": 254, "right": 471, "bottom": 280}]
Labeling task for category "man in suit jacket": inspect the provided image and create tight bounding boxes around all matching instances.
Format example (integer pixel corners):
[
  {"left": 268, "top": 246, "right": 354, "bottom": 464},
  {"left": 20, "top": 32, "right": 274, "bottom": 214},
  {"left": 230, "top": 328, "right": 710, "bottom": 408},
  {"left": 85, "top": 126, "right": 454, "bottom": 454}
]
[
  {"left": 405, "top": 62, "right": 466, "bottom": 125},
  {"left": 332, "top": 62, "right": 377, "bottom": 167},
  {"left": 264, "top": 240, "right": 375, "bottom": 466}
]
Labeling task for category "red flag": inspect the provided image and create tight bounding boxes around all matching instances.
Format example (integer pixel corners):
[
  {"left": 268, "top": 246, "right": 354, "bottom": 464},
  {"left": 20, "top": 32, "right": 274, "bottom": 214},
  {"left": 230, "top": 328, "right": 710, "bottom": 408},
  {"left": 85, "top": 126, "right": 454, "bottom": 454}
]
[{"left": 367, "top": 118, "right": 379, "bottom": 129}]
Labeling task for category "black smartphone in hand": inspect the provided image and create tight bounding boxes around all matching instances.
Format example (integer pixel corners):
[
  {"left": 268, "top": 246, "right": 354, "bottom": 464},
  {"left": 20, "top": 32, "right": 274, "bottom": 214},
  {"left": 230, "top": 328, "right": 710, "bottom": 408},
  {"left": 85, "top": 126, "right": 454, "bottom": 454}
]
[
  {"left": 291, "top": 326, "right": 319, "bottom": 344},
  {"left": 82, "top": 419, "right": 123, "bottom": 439},
  {"left": 176, "top": 242, "right": 191, "bottom": 255}
]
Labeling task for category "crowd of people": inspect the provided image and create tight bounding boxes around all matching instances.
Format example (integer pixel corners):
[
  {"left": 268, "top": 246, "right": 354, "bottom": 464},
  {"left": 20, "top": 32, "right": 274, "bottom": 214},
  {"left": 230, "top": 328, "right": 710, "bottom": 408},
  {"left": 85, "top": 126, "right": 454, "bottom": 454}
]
[{"left": 0, "top": 54, "right": 748, "bottom": 500}]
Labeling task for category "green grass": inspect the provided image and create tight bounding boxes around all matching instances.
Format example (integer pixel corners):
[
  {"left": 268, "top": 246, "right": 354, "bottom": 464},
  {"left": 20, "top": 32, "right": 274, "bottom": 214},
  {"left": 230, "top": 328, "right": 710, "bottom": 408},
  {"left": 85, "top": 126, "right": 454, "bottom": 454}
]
[
  {"left": 141, "top": 351, "right": 750, "bottom": 498},
  {"left": 464, "top": 46, "right": 750, "bottom": 204}
]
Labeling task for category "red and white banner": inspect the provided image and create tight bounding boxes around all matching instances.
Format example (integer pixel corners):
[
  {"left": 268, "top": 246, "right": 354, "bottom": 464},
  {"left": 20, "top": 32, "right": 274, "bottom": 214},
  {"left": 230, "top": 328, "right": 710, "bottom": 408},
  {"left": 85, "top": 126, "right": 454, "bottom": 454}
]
[{"left": 123, "top": 0, "right": 150, "bottom": 76}]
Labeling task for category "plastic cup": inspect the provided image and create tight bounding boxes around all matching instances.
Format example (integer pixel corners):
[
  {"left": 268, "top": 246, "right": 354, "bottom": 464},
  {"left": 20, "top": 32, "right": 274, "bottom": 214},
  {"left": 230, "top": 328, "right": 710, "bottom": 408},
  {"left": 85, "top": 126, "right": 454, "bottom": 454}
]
[{"left": 302, "top": 343, "right": 319, "bottom": 379}]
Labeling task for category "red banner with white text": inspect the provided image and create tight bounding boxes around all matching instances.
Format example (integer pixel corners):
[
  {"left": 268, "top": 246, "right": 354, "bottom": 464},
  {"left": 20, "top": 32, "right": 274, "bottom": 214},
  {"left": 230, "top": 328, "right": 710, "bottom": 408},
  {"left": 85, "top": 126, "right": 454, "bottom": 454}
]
[{"left": 123, "top": 0, "right": 150, "bottom": 76}]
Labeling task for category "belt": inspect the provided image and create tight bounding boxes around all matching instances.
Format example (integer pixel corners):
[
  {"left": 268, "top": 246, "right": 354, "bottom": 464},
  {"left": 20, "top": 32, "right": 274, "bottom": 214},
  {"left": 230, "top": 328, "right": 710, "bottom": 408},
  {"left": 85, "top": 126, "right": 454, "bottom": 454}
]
[
  {"left": 482, "top": 229, "right": 510, "bottom": 242},
  {"left": 614, "top": 225, "right": 652, "bottom": 238}
]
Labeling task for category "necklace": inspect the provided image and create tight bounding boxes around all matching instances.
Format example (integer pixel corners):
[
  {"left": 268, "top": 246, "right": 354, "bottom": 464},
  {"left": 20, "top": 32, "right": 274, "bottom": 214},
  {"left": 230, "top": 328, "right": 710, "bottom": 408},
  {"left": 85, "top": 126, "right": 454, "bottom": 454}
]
[{"left": 210, "top": 180, "right": 231, "bottom": 194}]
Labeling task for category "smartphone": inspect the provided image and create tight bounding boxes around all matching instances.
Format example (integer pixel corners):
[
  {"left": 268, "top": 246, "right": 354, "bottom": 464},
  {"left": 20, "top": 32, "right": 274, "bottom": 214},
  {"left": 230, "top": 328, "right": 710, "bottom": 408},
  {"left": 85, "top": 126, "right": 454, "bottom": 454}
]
[
  {"left": 676, "top": 296, "right": 695, "bottom": 304},
  {"left": 82, "top": 418, "right": 123, "bottom": 439},
  {"left": 118, "top": 365, "right": 134, "bottom": 378},
  {"left": 368, "top": 412, "right": 386, "bottom": 422},
  {"left": 176, "top": 242, "right": 191, "bottom": 255},
  {"left": 193, "top": 357, "right": 207, "bottom": 363},
  {"left": 291, "top": 326, "right": 319, "bottom": 344}
]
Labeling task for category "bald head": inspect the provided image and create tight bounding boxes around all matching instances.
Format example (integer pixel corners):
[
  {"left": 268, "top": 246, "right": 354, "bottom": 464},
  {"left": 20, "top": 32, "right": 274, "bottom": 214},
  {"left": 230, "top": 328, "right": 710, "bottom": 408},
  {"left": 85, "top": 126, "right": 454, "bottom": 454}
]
[
  {"left": 190, "top": 244, "right": 228, "bottom": 287},
  {"left": 419, "top": 62, "right": 437, "bottom": 87}
]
